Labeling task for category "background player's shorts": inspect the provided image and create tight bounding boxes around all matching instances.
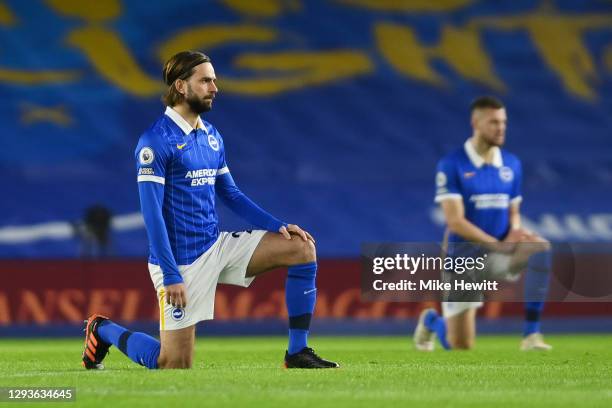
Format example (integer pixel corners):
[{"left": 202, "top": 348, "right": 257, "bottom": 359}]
[
  {"left": 442, "top": 301, "right": 483, "bottom": 318},
  {"left": 441, "top": 261, "right": 485, "bottom": 319},
  {"left": 148, "top": 230, "right": 267, "bottom": 331}
]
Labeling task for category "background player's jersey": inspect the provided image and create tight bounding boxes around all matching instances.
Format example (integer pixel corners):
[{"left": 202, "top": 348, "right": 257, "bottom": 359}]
[
  {"left": 135, "top": 107, "right": 228, "bottom": 266},
  {"left": 435, "top": 139, "right": 522, "bottom": 243}
]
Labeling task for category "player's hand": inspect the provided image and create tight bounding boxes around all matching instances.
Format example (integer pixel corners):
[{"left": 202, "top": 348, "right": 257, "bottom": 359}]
[
  {"left": 504, "top": 228, "right": 531, "bottom": 243},
  {"left": 279, "top": 224, "right": 315, "bottom": 243},
  {"left": 484, "top": 229, "right": 531, "bottom": 254},
  {"left": 507, "top": 228, "right": 551, "bottom": 253},
  {"left": 165, "top": 283, "right": 187, "bottom": 308},
  {"left": 484, "top": 241, "right": 515, "bottom": 254}
]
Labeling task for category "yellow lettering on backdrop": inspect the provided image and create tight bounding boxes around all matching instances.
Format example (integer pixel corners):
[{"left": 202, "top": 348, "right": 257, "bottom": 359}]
[
  {"left": 221, "top": 0, "right": 301, "bottom": 18},
  {"left": 45, "top": 0, "right": 120, "bottom": 22},
  {"left": 220, "top": 51, "right": 373, "bottom": 95},
  {"left": 471, "top": 12, "right": 612, "bottom": 99},
  {"left": 158, "top": 25, "right": 372, "bottom": 95},
  {"left": 375, "top": 22, "right": 504, "bottom": 90},
  {"left": 335, "top": 0, "right": 475, "bottom": 12},
  {"left": 0, "top": 1, "right": 82, "bottom": 87},
  {"left": 605, "top": 45, "right": 612, "bottom": 73},
  {"left": 158, "top": 25, "right": 279, "bottom": 63},
  {"left": 0, "top": 2, "right": 17, "bottom": 26},
  {"left": 16, "top": 0, "right": 607, "bottom": 100},
  {"left": 47, "top": 0, "right": 160, "bottom": 96},
  {"left": 67, "top": 27, "right": 162, "bottom": 97},
  {"left": 0, "top": 69, "right": 80, "bottom": 84},
  {"left": 21, "top": 104, "right": 73, "bottom": 127}
]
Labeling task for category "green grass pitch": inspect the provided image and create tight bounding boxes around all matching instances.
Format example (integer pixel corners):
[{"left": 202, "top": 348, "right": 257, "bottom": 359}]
[{"left": 0, "top": 335, "right": 610, "bottom": 407}]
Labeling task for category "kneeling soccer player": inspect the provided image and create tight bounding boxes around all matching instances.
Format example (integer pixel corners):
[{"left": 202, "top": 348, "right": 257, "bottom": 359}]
[
  {"left": 81, "top": 51, "right": 338, "bottom": 370},
  {"left": 413, "top": 96, "right": 552, "bottom": 352}
]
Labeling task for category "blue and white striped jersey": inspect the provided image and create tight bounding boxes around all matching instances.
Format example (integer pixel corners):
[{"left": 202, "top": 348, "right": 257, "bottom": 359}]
[
  {"left": 135, "top": 107, "right": 228, "bottom": 267},
  {"left": 435, "top": 139, "right": 523, "bottom": 243}
]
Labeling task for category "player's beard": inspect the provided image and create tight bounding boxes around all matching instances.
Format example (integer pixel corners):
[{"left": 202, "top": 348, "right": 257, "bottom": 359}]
[
  {"left": 483, "top": 132, "right": 505, "bottom": 147},
  {"left": 185, "top": 88, "right": 213, "bottom": 114}
]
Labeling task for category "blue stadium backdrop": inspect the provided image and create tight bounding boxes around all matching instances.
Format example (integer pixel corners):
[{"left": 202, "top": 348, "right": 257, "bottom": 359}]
[{"left": 0, "top": 0, "right": 611, "bottom": 259}]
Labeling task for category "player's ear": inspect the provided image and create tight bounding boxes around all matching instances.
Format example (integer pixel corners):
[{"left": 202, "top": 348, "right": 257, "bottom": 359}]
[
  {"left": 175, "top": 79, "right": 186, "bottom": 96},
  {"left": 470, "top": 110, "right": 479, "bottom": 129}
]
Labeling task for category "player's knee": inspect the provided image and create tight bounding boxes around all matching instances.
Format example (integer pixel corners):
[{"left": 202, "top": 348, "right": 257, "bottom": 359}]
[
  {"left": 158, "top": 358, "right": 192, "bottom": 369},
  {"left": 449, "top": 337, "right": 474, "bottom": 350},
  {"left": 290, "top": 238, "right": 316, "bottom": 264},
  {"left": 454, "top": 342, "right": 474, "bottom": 350},
  {"left": 157, "top": 353, "right": 192, "bottom": 369}
]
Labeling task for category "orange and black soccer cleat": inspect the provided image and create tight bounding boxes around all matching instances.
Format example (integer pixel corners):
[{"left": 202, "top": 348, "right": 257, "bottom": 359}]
[{"left": 81, "top": 314, "right": 111, "bottom": 370}]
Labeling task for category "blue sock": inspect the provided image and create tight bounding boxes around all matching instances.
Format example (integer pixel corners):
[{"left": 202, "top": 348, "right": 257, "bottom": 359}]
[
  {"left": 524, "top": 251, "right": 551, "bottom": 337},
  {"left": 524, "top": 302, "right": 544, "bottom": 336},
  {"left": 98, "top": 320, "right": 160, "bottom": 369},
  {"left": 424, "top": 309, "right": 451, "bottom": 350},
  {"left": 286, "top": 262, "right": 317, "bottom": 355}
]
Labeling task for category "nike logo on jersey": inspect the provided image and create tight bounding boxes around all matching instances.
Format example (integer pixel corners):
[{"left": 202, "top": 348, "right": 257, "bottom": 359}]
[
  {"left": 464, "top": 171, "right": 476, "bottom": 179},
  {"left": 177, "top": 143, "right": 187, "bottom": 150},
  {"left": 303, "top": 288, "right": 317, "bottom": 295}
]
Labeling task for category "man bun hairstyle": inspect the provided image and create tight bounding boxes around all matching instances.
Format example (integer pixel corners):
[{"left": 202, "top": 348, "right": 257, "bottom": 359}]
[{"left": 162, "top": 51, "right": 211, "bottom": 106}]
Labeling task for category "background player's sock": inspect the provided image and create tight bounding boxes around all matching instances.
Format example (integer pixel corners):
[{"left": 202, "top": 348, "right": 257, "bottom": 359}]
[
  {"left": 98, "top": 320, "right": 160, "bottom": 369},
  {"left": 524, "top": 301, "right": 544, "bottom": 336},
  {"left": 286, "top": 262, "right": 317, "bottom": 355},
  {"left": 523, "top": 251, "right": 551, "bottom": 337},
  {"left": 424, "top": 309, "right": 451, "bottom": 350}
]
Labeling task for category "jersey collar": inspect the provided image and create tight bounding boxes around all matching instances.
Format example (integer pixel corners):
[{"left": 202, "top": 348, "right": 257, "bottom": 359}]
[
  {"left": 464, "top": 139, "right": 503, "bottom": 168},
  {"left": 164, "top": 106, "right": 207, "bottom": 135}
]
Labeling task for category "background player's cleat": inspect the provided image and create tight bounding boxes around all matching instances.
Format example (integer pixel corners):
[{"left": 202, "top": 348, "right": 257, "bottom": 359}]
[
  {"left": 520, "top": 333, "right": 552, "bottom": 351},
  {"left": 413, "top": 308, "right": 436, "bottom": 351},
  {"left": 284, "top": 348, "right": 340, "bottom": 369},
  {"left": 82, "top": 314, "right": 111, "bottom": 369}
]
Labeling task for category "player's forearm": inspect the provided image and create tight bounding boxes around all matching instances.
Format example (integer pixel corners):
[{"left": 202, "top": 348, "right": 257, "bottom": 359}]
[
  {"left": 138, "top": 182, "right": 183, "bottom": 286},
  {"left": 215, "top": 173, "right": 286, "bottom": 231},
  {"left": 509, "top": 208, "right": 521, "bottom": 230},
  {"left": 510, "top": 214, "right": 521, "bottom": 230}
]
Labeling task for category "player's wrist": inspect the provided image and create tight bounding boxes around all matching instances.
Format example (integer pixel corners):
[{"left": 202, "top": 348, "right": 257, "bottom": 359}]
[
  {"left": 274, "top": 221, "right": 288, "bottom": 232},
  {"left": 483, "top": 241, "right": 514, "bottom": 254},
  {"left": 162, "top": 273, "right": 184, "bottom": 287}
]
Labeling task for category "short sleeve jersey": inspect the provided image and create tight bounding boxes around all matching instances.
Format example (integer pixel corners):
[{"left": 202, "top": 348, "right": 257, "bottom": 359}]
[{"left": 434, "top": 139, "right": 522, "bottom": 243}]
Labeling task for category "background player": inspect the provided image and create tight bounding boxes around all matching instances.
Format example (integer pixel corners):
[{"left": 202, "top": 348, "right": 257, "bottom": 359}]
[
  {"left": 414, "top": 96, "right": 552, "bottom": 351},
  {"left": 81, "top": 51, "right": 339, "bottom": 370}
]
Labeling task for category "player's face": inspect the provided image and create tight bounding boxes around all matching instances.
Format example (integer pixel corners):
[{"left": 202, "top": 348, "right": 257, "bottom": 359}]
[
  {"left": 185, "top": 62, "right": 218, "bottom": 114},
  {"left": 473, "top": 108, "right": 507, "bottom": 147}
]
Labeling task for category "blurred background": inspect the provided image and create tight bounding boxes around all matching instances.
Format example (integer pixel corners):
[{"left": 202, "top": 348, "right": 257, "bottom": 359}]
[{"left": 0, "top": 0, "right": 610, "bottom": 336}]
